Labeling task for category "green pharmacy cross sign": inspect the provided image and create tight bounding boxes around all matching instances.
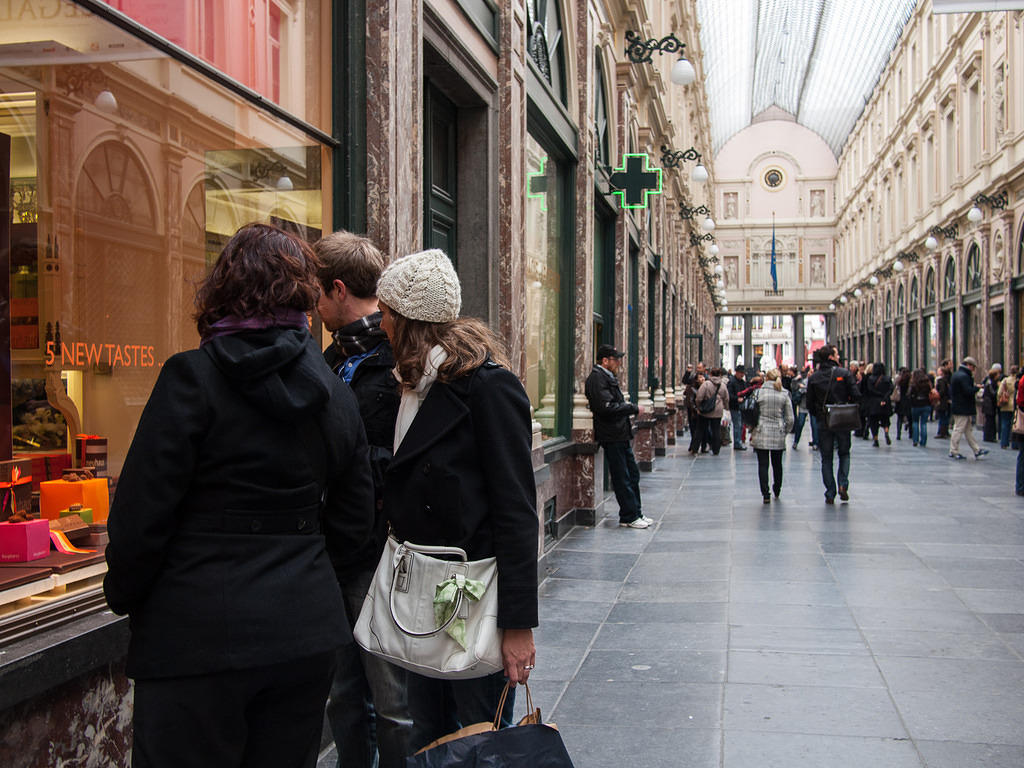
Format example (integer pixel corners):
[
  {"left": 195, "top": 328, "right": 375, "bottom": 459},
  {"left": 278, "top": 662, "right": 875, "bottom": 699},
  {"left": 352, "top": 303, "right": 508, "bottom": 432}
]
[
  {"left": 527, "top": 157, "right": 552, "bottom": 212},
  {"left": 609, "top": 153, "right": 662, "bottom": 209}
]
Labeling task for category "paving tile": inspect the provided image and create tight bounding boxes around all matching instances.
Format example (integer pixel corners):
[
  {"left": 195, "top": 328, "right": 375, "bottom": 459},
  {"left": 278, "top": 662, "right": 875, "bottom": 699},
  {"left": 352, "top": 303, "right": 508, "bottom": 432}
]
[
  {"left": 891, "top": 689, "right": 1024, "bottom": 744},
  {"left": 532, "top": 620, "right": 600, "bottom": 649},
  {"left": 540, "top": 550, "right": 639, "bottom": 581},
  {"left": 916, "top": 741, "right": 1024, "bottom": 768},
  {"left": 605, "top": 601, "right": 728, "bottom": 624},
  {"left": 537, "top": 599, "right": 612, "bottom": 624},
  {"left": 528, "top": 644, "right": 588, "bottom": 683},
  {"left": 874, "top": 656, "right": 1024, "bottom": 694},
  {"left": 729, "top": 602, "right": 858, "bottom": 629},
  {"left": 954, "top": 587, "right": 1024, "bottom": 613},
  {"left": 724, "top": 732, "right": 924, "bottom": 768},
  {"left": 618, "top": 581, "right": 729, "bottom": 603},
  {"left": 861, "top": 628, "right": 1018, "bottom": 660},
  {"left": 559, "top": 725, "right": 720, "bottom": 768},
  {"left": 723, "top": 683, "right": 907, "bottom": 737},
  {"left": 552, "top": 680, "right": 722, "bottom": 728},
  {"left": 577, "top": 649, "right": 726, "bottom": 683},
  {"left": 850, "top": 606, "right": 989, "bottom": 633},
  {"left": 538, "top": 577, "right": 621, "bottom": 603},
  {"left": 729, "top": 580, "right": 848, "bottom": 606},
  {"left": 592, "top": 621, "right": 728, "bottom": 651},
  {"left": 978, "top": 613, "right": 1024, "bottom": 632},
  {"left": 729, "top": 625, "right": 870, "bottom": 655},
  {"left": 727, "top": 650, "right": 886, "bottom": 687}
]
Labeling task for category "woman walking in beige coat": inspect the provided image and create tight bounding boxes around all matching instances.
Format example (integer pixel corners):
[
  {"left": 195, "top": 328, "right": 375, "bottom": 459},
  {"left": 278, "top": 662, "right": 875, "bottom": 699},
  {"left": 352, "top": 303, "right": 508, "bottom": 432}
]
[{"left": 750, "top": 369, "right": 795, "bottom": 503}]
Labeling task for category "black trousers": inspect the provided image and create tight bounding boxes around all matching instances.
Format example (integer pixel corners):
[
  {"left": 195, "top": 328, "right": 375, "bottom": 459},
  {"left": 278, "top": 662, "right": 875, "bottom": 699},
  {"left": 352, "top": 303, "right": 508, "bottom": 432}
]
[
  {"left": 698, "top": 415, "right": 722, "bottom": 455},
  {"left": 754, "top": 448, "right": 783, "bottom": 497},
  {"left": 132, "top": 651, "right": 335, "bottom": 768}
]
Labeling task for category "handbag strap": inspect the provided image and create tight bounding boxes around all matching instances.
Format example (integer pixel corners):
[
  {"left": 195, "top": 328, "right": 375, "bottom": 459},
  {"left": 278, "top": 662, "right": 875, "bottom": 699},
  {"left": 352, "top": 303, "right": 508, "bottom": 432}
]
[
  {"left": 492, "top": 681, "right": 535, "bottom": 729},
  {"left": 824, "top": 366, "right": 837, "bottom": 406},
  {"left": 388, "top": 543, "right": 469, "bottom": 638}
]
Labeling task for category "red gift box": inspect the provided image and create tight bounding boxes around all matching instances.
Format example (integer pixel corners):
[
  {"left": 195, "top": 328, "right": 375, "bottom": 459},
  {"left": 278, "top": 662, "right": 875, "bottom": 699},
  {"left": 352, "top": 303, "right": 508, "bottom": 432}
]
[
  {"left": 0, "top": 519, "right": 50, "bottom": 562},
  {"left": 0, "top": 459, "right": 34, "bottom": 521},
  {"left": 14, "top": 452, "right": 71, "bottom": 492}
]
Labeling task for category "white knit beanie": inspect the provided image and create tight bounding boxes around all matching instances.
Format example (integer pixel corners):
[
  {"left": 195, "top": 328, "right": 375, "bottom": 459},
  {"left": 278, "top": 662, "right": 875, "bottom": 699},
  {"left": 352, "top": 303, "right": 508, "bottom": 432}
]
[{"left": 377, "top": 249, "right": 462, "bottom": 323}]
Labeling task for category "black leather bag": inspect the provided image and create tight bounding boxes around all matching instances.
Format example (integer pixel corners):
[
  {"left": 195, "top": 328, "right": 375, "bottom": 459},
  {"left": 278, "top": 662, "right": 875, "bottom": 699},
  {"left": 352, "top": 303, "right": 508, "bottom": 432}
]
[{"left": 823, "top": 368, "right": 861, "bottom": 432}]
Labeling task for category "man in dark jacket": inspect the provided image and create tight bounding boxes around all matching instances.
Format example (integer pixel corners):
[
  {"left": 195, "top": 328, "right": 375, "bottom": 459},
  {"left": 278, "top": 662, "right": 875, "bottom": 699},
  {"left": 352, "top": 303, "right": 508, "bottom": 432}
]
[
  {"left": 586, "top": 345, "right": 651, "bottom": 529},
  {"left": 315, "top": 231, "right": 411, "bottom": 768},
  {"left": 949, "top": 356, "right": 988, "bottom": 461},
  {"left": 727, "top": 364, "right": 747, "bottom": 450},
  {"left": 805, "top": 344, "right": 861, "bottom": 504}
]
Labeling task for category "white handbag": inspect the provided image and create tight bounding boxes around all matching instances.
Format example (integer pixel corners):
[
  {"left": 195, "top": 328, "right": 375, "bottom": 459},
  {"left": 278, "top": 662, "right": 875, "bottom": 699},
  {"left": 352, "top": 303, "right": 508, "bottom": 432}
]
[{"left": 354, "top": 537, "right": 503, "bottom": 679}]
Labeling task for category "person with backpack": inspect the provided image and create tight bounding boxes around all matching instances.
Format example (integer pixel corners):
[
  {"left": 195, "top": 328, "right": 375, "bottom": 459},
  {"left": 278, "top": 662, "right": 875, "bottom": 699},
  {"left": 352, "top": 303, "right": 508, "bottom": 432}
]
[
  {"left": 695, "top": 368, "right": 729, "bottom": 456},
  {"left": 997, "top": 365, "right": 1019, "bottom": 449},
  {"left": 749, "top": 369, "right": 794, "bottom": 503}
]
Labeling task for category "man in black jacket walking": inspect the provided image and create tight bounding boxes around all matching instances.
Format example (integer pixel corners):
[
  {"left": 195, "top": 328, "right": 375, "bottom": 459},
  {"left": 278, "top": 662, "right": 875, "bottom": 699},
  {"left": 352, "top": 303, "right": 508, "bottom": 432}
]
[
  {"left": 805, "top": 344, "right": 861, "bottom": 504},
  {"left": 727, "top": 365, "right": 747, "bottom": 450},
  {"left": 315, "top": 231, "right": 412, "bottom": 768},
  {"left": 948, "top": 356, "right": 988, "bottom": 461},
  {"left": 586, "top": 345, "right": 651, "bottom": 529}
]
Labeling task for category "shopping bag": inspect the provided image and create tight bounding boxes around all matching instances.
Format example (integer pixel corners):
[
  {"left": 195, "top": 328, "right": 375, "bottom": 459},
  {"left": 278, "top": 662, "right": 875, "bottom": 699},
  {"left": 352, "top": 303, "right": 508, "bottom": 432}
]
[
  {"left": 1013, "top": 408, "right": 1024, "bottom": 436},
  {"left": 407, "top": 683, "right": 575, "bottom": 768}
]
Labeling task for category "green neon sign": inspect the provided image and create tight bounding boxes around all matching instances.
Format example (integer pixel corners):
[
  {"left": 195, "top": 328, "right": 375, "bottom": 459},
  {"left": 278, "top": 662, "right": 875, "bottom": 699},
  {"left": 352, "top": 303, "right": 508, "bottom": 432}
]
[
  {"left": 609, "top": 153, "right": 663, "bottom": 209},
  {"left": 527, "top": 157, "right": 550, "bottom": 212}
]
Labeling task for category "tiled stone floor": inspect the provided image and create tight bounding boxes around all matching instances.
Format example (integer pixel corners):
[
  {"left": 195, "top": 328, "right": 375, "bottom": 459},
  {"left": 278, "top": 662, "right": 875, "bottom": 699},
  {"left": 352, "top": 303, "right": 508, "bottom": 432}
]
[
  {"left": 320, "top": 425, "right": 1024, "bottom": 767},
  {"left": 525, "top": 426, "right": 1024, "bottom": 768}
]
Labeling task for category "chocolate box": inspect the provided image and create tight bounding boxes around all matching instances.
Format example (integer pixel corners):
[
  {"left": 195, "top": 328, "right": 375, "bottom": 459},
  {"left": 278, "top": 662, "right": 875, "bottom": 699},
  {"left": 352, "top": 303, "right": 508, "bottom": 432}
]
[
  {"left": 15, "top": 452, "right": 72, "bottom": 492},
  {"left": 0, "top": 519, "right": 50, "bottom": 562},
  {"left": 40, "top": 478, "right": 110, "bottom": 523},
  {"left": 74, "top": 435, "right": 108, "bottom": 476}
]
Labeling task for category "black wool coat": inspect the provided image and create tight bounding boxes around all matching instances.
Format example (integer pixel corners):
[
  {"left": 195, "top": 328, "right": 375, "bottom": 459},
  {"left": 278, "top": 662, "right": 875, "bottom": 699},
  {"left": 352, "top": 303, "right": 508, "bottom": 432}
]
[
  {"left": 383, "top": 362, "right": 539, "bottom": 630},
  {"left": 104, "top": 328, "right": 375, "bottom": 679},
  {"left": 325, "top": 339, "right": 400, "bottom": 579}
]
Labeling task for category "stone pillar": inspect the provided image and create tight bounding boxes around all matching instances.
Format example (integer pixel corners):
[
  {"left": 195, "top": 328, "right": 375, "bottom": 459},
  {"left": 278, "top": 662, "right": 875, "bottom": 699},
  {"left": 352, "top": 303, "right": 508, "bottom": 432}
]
[
  {"left": 792, "top": 313, "right": 805, "bottom": 369},
  {"left": 653, "top": 387, "right": 667, "bottom": 456},
  {"left": 743, "top": 313, "right": 753, "bottom": 369}
]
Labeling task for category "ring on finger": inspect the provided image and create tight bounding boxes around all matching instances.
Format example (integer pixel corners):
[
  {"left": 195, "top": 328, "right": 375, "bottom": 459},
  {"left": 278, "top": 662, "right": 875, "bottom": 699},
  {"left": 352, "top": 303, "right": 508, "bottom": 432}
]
[{"left": 524, "top": 664, "right": 535, "bottom": 670}]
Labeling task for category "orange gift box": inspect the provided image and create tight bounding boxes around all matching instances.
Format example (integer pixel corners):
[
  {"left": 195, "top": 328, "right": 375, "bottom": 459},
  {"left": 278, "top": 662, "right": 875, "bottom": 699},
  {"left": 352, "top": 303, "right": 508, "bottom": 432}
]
[
  {"left": 0, "top": 520, "right": 50, "bottom": 562},
  {"left": 40, "top": 479, "right": 110, "bottom": 523}
]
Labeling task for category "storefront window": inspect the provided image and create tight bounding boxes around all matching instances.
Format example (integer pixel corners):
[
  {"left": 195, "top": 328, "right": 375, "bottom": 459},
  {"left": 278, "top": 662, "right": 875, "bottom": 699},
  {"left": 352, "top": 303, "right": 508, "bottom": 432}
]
[
  {"left": 944, "top": 257, "right": 957, "bottom": 299},
  {"left": 1, "top": 2, "right": 327, "bottom": 624},
  {"left": 525, "top": 132, "right": 568, "bottom": 439},
  {"left": 925, "top": 268, "right": 936, "bottom": 305},
  {"left": 965, "top": 244, "right": 981, "bottom": 292},
  {"left": 966, "top": 303, "right": 982, "bottom": 362},
  {"left": 926, "top": 314, "right": 937, "bottom": 370},
  {"left": 95, "top": 0, "right": 329, "bottom": 130}
]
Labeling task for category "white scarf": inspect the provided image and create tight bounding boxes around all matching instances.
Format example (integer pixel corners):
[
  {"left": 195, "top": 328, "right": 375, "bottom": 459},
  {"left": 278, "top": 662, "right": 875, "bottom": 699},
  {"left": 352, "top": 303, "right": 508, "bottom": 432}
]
[{"left": 393, "top": 345, "right": 448, "bottom": 453}]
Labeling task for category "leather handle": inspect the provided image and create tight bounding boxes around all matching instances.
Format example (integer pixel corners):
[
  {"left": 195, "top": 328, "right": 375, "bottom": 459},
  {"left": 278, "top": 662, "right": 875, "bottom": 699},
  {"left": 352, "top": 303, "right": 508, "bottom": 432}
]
[
  {"left": 388, "top": 561, "right": 465, "bottom": 638},
  {"left": 492, "top": 681, "right": 533, "bottom": 729}
]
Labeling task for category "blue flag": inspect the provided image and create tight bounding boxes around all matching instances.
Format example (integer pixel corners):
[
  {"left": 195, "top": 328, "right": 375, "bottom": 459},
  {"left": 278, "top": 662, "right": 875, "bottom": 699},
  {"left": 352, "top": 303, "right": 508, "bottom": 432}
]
[{"left": 770, "top": 220, "right": 778, "bottom": 292}]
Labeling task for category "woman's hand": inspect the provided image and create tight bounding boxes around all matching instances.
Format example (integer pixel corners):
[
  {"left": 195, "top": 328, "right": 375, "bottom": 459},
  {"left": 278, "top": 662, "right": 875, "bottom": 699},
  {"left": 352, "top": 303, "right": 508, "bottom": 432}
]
[{"left": 502, "top": 628, "right": 536, "bottom": 685}]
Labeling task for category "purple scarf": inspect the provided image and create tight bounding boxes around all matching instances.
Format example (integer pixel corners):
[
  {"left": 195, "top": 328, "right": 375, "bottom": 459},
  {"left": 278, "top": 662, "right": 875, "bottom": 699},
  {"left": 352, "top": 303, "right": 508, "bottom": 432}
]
[{"left": 200, "top": 308, "right": 309, "bottom": 346}]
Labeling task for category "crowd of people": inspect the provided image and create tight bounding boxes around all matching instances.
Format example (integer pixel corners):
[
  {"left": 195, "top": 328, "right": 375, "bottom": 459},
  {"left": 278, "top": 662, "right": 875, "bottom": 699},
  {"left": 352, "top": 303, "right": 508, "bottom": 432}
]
[{"left": 680, "top": 350, "right": 1024, "bottom": 503}]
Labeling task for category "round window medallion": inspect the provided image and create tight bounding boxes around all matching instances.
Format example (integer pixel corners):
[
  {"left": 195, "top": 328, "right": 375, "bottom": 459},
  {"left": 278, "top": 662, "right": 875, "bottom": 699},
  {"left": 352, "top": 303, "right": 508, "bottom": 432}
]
[{"left": 763, "top": 168, "right": 784, "bottom": 189}]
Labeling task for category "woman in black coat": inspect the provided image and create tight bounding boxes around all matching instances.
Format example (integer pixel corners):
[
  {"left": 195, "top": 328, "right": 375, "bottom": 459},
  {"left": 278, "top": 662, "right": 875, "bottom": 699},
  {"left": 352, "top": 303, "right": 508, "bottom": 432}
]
[
  {"left": 375, "top": 249, "right": 539, "bottom": 754},
  {"left": 863, "top": 361, "right": 895, "bottom": 447},
  {"left": 104, "top": 223, "right": 375, "bottom": 768}
]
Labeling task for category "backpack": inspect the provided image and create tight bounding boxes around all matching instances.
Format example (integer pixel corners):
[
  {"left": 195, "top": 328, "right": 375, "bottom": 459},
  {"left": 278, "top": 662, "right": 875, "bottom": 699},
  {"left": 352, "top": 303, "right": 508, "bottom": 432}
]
[{"left": 740, "top": 393, "right": 761, "bottom": 428}]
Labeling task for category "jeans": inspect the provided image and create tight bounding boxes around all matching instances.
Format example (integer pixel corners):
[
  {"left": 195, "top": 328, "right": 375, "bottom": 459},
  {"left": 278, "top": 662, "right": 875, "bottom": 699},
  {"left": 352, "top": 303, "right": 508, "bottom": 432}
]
[
  {"left": 754, "top": 448, "right": 784, "bottom": 497},
  {"left": 730, "top": 409, "right": 743, "bottom": 447},
  {"left": 818, "top": 427, "right": 851, "bottom": 500},
  {"left": 999, "top": 411, "right": 1013, "bottom": 448},
  {"left": 910, "top": 406, "right": 931, "bottom": 446},
  {"left": 603, "top": 441, "right": 642, "bottom": 523},
  {"left": 950, "top": 414, "right": 981, "bottom": 456},
  {"left": 792, "top": 411, "right": 807, "bottom": 445},
  {"left": 936, "top": 409, "right": 950, "bottom": 437},
  {"left": 407, "top": 669, "right": 514, "bottom": 754},
  {"left": 809, "top": 413, "right": 820, "bottom": 446},
  {"left": 327, "top": 571, "right": 413, "bottom": 768}
]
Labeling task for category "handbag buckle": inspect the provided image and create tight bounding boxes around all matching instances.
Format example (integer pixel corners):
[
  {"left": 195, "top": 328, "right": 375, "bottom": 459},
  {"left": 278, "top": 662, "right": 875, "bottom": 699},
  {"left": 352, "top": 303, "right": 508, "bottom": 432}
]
[{"left": 395, "top": 551, "right": 412, "bottom": 593}]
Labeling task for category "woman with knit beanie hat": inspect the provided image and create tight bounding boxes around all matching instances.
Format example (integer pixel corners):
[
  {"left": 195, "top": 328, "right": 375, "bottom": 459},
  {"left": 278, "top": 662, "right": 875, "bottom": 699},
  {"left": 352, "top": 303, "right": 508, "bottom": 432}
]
[{"left": 374, "top": 249, "right": 539, "bottom": 752}]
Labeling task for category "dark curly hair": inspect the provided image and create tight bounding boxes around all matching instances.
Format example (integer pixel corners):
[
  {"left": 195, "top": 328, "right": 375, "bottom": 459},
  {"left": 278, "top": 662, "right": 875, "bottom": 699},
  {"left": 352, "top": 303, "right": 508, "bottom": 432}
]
[{"left": 194, "top": 222, "right": 320, "bottom": 336}]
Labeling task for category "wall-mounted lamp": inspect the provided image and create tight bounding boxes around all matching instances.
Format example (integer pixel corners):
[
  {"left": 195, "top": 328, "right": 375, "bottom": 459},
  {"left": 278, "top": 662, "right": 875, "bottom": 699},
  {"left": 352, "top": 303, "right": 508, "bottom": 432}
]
[
  {"left": 868, "top": 275, "right": 879, "bottom": 286},
  {"left": 690, "top": 232, "right": 714, "bottom": 246},
  {"left": 679, "top": 202, "right": 710, "bottom": 220},
  {"left": 929, "top": 224, "right": 959, "bottom": 243},
  {"left": 924, "top": 235, "right": 939, "bottom": 251},
  {"left": 624, "top": 31, "right": 697, "bottom": 86},
  {"left": 892, "top": 260, "right": 905, "bottom": 273},
  {"left": 828, "top": 303, "right": 837, "bottom": 311},
  {"left": 714, "top": 264, "right": 723, "bottom": 275},
  {"left": 700, "top": 216, "right": 715, "bottom": 232},
  {"left": 709, "top": 244, "right": 720, "bottom": 256},
  {"left": 59, "top": 65, "right": 118, "bottom": 113},
  {"left": 840, "top": 295, "right": 848, "bottom": 304},
  {"left": 853, "top": 288, "right": 863, "bottom": 298},
  {"left": 967, "top": 190, "right": 1008, "bottom": 223},
  {"left": 661, "top": 145, "right": 707, "bottom": 183},
  {"left": 251, "top": 159, "right": 294, "bottom": 190}
]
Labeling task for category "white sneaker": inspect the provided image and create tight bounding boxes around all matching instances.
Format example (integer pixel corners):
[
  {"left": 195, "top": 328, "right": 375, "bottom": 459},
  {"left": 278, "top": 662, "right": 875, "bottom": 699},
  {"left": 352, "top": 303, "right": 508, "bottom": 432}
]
[
  {"left": 619, "top": 517, "right": 651, "bottom": 529},
  {"left": 641, "top": 514, "right": 655, "bottom": 524}
]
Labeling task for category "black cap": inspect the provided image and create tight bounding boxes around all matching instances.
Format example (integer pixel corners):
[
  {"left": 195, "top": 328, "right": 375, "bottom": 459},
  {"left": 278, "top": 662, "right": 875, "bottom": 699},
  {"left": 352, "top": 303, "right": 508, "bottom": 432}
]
[
  {"left": 735, "top": 364, "right": 745, "bottom": 373},
  {"left": 596, "top": 344, "right": 625, "bottom": 361}
]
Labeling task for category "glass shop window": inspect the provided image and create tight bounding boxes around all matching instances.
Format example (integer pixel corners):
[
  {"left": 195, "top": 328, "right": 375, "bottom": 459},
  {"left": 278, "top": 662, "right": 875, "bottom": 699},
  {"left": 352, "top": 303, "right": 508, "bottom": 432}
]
[
  {"left": 0, "top": 1, "right": 328, "bottom": 629},
  {"left": 524, "top": 132, "right": 570, "bottom": 440}
]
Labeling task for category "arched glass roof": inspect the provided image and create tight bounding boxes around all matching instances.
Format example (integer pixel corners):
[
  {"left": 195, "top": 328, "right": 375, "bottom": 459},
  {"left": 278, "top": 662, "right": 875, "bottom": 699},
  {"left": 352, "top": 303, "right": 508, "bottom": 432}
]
[{"left": 697, "top": 0, "right": 918, "bottom": 157}]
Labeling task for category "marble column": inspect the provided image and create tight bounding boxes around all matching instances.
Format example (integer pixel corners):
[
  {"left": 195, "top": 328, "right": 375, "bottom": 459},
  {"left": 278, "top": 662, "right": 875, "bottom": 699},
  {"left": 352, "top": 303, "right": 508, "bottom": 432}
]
[
  {"left": 743, "top": 313, "right": 753, "bottom": 369},
  {"left": 792, "top": 312, "right": 805, "bottom": 369}
]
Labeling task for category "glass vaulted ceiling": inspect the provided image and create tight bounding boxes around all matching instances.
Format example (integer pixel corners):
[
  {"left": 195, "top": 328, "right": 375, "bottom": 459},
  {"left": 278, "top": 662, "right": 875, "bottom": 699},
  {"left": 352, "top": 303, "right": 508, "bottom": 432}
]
[{"left": 697, "top": 0, "right": 918, "bottom": 157}]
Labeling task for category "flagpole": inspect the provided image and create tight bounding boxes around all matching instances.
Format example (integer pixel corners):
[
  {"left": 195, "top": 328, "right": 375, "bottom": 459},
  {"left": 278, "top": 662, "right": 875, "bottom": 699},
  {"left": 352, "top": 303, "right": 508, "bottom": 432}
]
[{"left": 770, "top": 212, "right": 778, "bottom": 293}]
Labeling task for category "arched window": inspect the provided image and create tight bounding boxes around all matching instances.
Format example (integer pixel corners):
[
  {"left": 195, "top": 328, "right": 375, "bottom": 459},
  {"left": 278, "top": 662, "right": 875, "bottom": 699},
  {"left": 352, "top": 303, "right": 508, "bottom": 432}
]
[
  {"left": 896, "top": 283, "right": 905, "bottom": 315},
  {"left": 909, "top": 277, "right": 919, "bottom": 312},
  {"left": 943, "top": 258, "right": 957, "bottom": 299},
  {"left": 527, "top": 0, "right": 567, "bottom": 105},
  {"left": 885, "top": 290, "right": 893, "bottom": 320},
  {"left": 76, "top": 140, "right": 156, "bottom": 229},
  {"left": 594, "top": 51, "right": 610, "bottom": 166},
  {"left": 925, "top": 268, "right": 936, "bottom": 305},
  {"left": 965, "top": 244, "right": 981, "bottom": 291},
  {"left": 869, "top": 299, "right": 876, "bottom": 323}
]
